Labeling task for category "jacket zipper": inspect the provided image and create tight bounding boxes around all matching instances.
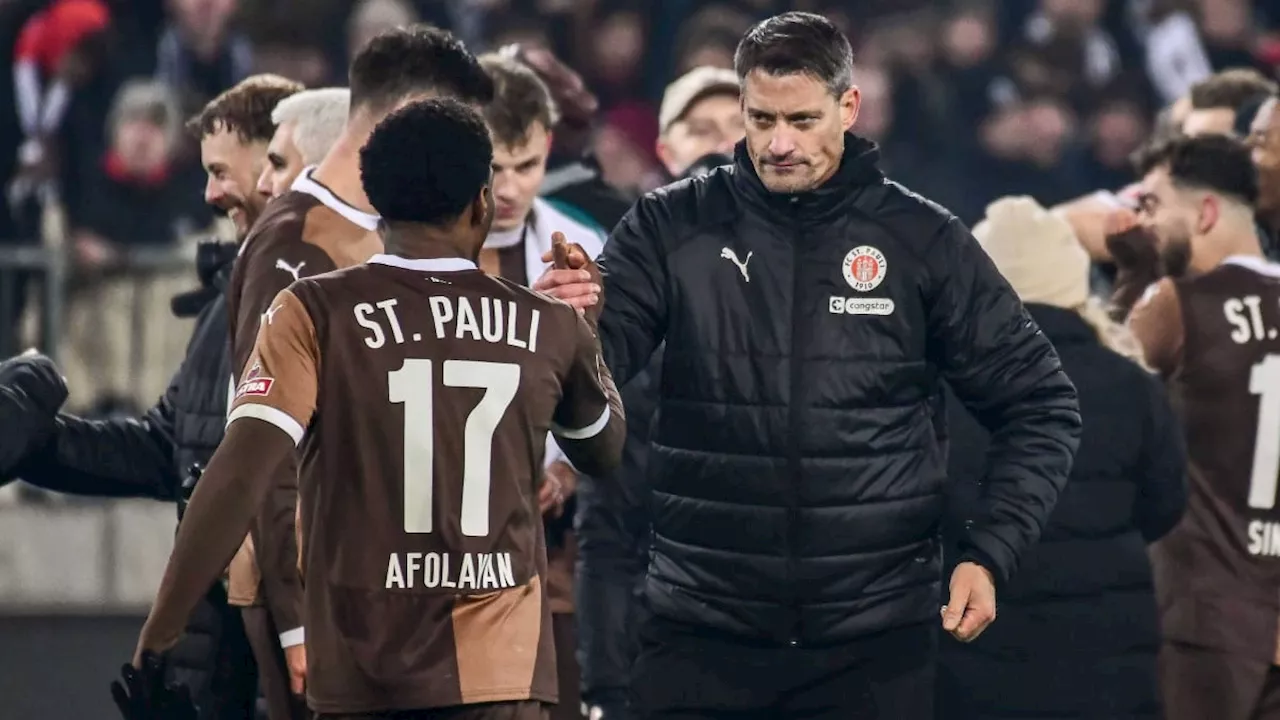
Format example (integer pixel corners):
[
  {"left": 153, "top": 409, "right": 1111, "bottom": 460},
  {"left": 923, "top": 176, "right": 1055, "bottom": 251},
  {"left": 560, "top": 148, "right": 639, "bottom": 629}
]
[{"left": 786, "top": 198, "right": 804, "bottom": 646}]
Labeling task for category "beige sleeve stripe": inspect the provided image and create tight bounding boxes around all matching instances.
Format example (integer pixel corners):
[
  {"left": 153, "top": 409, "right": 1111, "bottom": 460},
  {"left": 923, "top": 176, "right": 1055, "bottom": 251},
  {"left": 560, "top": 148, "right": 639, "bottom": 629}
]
[
  {"left": 551, "top": 406, "right": 611, "bottom": 440},
  {"left": 228, "top": 403, "right": 306, "bottom": 445}
]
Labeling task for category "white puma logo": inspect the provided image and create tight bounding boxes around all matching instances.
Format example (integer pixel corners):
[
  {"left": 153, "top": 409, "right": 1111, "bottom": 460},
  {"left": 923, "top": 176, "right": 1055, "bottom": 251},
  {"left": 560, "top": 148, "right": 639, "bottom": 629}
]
[
  {"left": 275, "top": 258, "right": 306, "bottom": 281},
  {"left": 262, "top": 304, "right": 283, "bottom": 325},
  {"left": 720, "top": 247, "right": 753, "bottom": 282}
]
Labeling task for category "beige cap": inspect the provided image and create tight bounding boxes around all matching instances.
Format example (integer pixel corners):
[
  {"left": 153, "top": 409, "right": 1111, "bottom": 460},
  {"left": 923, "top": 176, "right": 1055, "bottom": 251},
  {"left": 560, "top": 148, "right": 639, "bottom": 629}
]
[
  {"left": 658, "top": 66, "right": 740, "bottom": 134},
  {"left": 973, "top": 196, "right": 1090, "bottom": 310}
]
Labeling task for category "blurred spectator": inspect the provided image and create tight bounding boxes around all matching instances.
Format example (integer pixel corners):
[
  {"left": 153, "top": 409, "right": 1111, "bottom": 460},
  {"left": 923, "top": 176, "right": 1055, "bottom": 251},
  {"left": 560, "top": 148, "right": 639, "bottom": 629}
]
[
  {"left": 1197, "top": 0, "right": 1265, "bottom": 71},
  {"left": 68, "top": 79, "right": 208, "bottom": 271},
  {"left": 588, "top": 6, "right": 648, "bottom": 108},
  {"left": 595, "top": 104, "right": 663, "bottom": 196},
  {"left": 156, "top": 0, "right": 252, "bottom": 111},
  {"left": 936, "top": 3, "right": 1001, "bottom": 129},
  {"left": 256, "top": 87, "right": 349, "bottom": 199},
  {"left": 1183, "top": 67, "right": 1277, "bottom": 136},
  {"left": 1023, "top": 0, "right": 1121, "bottom": 91},
  {"left": 1081, "top": 96, "right": 1151, "bottom": 191},
  {"left": 1138, "top": 0, "right": 1214, "bottom": 105},
  {"left": 939, "top": 195, "right": 1185, "bottom": 720},
  {"left": 654, "top": 66, "right": 741, "bottom": 179},
  {"left": 10, "top": 0, "right": 111, "bottom": 211}
]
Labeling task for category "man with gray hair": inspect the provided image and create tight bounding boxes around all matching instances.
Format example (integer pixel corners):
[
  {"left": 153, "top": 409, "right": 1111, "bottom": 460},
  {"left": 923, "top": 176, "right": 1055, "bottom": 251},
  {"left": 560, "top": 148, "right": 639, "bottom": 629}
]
[{"left": 257, "top": 87, "right": 350, "bottom": 198}]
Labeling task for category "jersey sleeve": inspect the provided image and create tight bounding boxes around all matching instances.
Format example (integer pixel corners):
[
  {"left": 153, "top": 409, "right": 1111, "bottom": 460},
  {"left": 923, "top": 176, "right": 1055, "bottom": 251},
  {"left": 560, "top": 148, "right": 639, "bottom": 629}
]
[
  {"left": 1128, "top": 277, "right": 1185, "bottom": 376},
  {"left": 228, "top": 288, "right": 320, "bottom": 445},
  {"left": 551, "top": 311, "right": 625, "bottom": 477},
  {"left": 231, "top": 226, "right": 336, "bottom": 375}
]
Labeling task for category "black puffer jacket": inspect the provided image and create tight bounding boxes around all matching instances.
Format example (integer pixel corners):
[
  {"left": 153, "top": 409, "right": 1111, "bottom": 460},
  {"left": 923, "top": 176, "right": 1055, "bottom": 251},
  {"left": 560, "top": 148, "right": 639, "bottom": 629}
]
[
  {"left": 595, "top": 134, "right": 1082, "bottom": 646},
  {"left": 938, "top": 304, "right": 1186, "bottom": 719},
  {"left": 17, "top": 245, "right": 256, "bottom": 719}
]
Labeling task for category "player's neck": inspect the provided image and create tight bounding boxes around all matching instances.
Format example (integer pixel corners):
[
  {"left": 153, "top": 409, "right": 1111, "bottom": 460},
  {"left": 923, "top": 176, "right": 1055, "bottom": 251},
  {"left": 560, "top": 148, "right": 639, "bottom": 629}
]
[
  {"left": 1200, "top": 218, "right": 1265, "bottom": 271},
  {"left": 310, "top": 123, "right": 377, "bottom": 217},
  {"left": 384, "top": 225, "right": 478, "bottom": 264}
]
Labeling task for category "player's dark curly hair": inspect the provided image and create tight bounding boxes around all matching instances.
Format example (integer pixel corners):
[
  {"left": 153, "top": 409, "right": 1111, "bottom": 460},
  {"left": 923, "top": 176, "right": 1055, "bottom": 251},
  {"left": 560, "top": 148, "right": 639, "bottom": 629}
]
[
  {"left": 1134, "top": 134, "right": 1259, "bottom": 206},
  {"left": 349, "top": 24, "right": 494, "bottom": 114},
  {"left": 360, "top": 98, "right": 494, "bottom": 226}
]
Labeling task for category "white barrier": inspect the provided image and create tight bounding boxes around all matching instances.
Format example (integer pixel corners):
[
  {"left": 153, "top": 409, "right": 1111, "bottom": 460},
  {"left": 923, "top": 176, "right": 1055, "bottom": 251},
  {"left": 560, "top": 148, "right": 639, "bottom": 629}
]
[{"left": 0, "top": 499, "right": 176, "bottom": 612}]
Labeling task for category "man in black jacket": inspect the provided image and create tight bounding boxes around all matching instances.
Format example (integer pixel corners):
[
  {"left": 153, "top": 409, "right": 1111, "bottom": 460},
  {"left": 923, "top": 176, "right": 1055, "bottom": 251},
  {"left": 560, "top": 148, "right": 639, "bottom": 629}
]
[
  {"left": 10, "top": 75, "right": 304, "bottom": 720},
  {"left": 534, "top": 11, "right": 1082, "bottom": 720}
]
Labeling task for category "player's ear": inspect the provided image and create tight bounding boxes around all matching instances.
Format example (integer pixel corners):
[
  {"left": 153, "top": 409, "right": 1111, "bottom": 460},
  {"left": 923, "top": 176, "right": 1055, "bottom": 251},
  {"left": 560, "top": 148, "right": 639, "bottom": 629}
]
[
  {"left": 473, "top": 184, "right": 494, "bottom": 230},
  {"left": 1198, "top": 193, "right": 1219, "bottom": 234}
]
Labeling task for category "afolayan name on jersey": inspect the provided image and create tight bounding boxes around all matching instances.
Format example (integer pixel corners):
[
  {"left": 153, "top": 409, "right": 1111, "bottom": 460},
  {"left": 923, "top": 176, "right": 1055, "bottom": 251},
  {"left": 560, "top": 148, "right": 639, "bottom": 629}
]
[
  {"left": 384, "top": 551, "right": 517, "bottom": 590},
  {"left": 354, "top": 296, "right": 540, "bottom": 352}
]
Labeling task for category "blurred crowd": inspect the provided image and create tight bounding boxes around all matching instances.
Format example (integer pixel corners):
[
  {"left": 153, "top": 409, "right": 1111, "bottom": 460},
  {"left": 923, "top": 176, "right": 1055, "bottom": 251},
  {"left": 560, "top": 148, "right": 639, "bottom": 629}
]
[{"left": 0, "top": 0, "right": 1278, "bottom": 432}]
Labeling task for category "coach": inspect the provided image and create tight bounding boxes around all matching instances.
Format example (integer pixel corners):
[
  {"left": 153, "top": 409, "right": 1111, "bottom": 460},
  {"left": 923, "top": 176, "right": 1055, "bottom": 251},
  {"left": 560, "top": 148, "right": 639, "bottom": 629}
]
[{"left": 534, "top": 11, "right": 1081, "bottom": 720}]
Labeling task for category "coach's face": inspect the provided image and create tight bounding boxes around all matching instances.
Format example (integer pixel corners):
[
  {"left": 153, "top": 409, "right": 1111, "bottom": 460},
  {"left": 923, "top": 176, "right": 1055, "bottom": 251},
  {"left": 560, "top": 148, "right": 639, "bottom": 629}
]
[
  {"left": 742, "top": 69, "right": 858, "bottom": 194},
  {"left": 201, "top": 128, "right": 269, "bottom": 241}
]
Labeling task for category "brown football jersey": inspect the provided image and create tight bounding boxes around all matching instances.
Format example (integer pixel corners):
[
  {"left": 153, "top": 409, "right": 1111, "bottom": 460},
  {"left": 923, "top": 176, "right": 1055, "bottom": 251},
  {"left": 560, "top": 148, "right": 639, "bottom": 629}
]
[
  {"left": 228, "top": 253, "right": 623, "bottom": 714},
  {"left": 223, "top": 171, "right": 381, "bottom": 640},
  {"left": 1131, "top": 255, "right": 1280, "bottom": 662}
]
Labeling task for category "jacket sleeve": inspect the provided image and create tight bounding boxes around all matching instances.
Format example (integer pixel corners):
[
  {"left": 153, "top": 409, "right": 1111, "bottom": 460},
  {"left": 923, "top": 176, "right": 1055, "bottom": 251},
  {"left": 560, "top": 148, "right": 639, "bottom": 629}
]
[
  {"left": 596, "top": 196, "right": 669, "bottom": 389},
  {"left": 0, "top": 353, "right": 69, "bottom": 481},
  {"left": 1132, "top": 371, "right": 1187, "bottom": 542},
  {"left": 16, "top": 373, "right": 180, "bottom": 500},
  {"left": 924, "top": 218, "right": 1083, "bottom": 585}
]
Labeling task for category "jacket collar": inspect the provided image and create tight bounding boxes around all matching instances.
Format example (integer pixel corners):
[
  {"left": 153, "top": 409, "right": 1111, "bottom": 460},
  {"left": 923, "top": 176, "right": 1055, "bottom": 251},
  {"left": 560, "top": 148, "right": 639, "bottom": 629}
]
[
  {"left": 1024, "top": 303, "right": 1096, "bottom": 346},
  {"left": 731, "top": 132, "right": 883, "bottom": 222}
]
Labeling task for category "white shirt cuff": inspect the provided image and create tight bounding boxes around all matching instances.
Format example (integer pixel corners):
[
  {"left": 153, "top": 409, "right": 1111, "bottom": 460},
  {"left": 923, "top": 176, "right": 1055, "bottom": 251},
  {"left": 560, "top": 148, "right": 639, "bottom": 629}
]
[{"left": 279, "top": 626, "right": 305, "bottom": 647}]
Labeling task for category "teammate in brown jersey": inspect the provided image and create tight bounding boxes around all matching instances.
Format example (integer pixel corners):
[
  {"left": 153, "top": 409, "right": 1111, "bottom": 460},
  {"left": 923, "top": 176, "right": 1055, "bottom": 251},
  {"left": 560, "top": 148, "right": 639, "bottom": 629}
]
[
  {"left": 219, "top": 25, "right": 495, "bottom": 699},
  {"left": 133, "top": 98, "right": 625, "bottom": 720},
  {"left": 1124, "top": 134, "right": 1280, "bottom": 719}
]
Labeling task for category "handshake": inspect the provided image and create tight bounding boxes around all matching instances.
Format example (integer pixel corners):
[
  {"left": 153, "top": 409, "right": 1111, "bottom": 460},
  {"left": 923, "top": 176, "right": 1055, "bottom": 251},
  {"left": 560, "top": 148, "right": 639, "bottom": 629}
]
[
  {"left": 533, "top": 231, "right": 603, "bottom": 317},
  {"left": 0, "top": 349, "right": 68, "bottom": 485}
]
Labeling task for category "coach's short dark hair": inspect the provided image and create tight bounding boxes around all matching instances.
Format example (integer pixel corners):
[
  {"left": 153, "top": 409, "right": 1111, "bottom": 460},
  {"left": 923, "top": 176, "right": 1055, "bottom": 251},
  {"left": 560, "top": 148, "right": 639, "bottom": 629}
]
[
  {"left": 186, "top": 74, "right": 303, "bottom": 142},
  {"left": 734, "top": 12, "right": 854, "bottom": 97},
  {"left": 348, "top": 24, "right": 494, "bottom": 114},
  {"left": 360, "top": 98, "right": 494, "bottom": 225},
  {"left": 1189, "top": 68, "right": 1278, "bottom": 111},
  {"left": 478, "top": 53, "right": 560, "bottom": 148},
  {"left": 1135, "top": 134, "right": 1259, "bottom": 206}
]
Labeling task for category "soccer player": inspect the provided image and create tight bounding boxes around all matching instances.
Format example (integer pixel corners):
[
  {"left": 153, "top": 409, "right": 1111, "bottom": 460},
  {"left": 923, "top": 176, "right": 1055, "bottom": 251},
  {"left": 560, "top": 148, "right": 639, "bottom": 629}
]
[
  {"left": 1126, "top": 134, "right": 1280, "bottom": 718},
  {"left": 133, "top": 97, "right": 625, "bottom": 720},
  {"left": 220, "top": 24, "right": 493, "bottom": 698}
]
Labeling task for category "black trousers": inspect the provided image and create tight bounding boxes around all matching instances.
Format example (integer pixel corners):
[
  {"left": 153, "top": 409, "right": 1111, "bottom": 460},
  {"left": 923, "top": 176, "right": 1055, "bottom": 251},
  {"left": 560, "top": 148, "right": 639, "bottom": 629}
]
[{"left": 630, "top": 617, "right": 935, "bottom": 720}]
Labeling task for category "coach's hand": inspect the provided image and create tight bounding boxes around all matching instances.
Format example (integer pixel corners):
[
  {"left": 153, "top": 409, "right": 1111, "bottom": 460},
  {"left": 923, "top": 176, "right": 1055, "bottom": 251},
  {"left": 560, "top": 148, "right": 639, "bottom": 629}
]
[
  {"left": 941, "top": 562, "right": 996, "bottom": 643},
  {"left": 285, "top": 643, "right": 307, "bottom": 695},
  {"left": 534, "top": 231, "right": 600, "bottom": 311}
]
